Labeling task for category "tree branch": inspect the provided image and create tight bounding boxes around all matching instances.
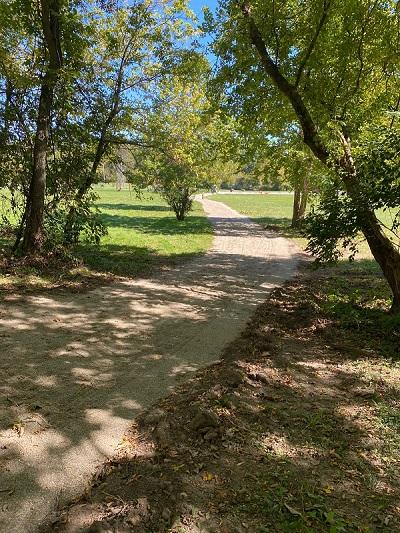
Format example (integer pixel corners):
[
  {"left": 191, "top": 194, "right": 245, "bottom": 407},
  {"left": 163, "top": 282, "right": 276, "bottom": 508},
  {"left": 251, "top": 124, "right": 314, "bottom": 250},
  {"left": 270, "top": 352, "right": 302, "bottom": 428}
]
[
  {"left": 241, "top": 0, "right": 329, "bottom": 164},
  {"left": 295, "top": 0, "right": 331, "bottom": 87},
  {"left": 105, "top": 136, "right": 156, "bottom": 149}
]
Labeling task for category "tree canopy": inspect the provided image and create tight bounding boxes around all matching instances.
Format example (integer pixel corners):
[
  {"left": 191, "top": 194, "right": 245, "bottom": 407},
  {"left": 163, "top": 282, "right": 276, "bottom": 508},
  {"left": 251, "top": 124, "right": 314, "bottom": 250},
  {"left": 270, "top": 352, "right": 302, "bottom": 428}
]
[
  {"left": 207, "top": 0, "right": 400, "bottom": 310},
  {"left": 0, "top": 0, "right": 400, "bottom": 309}
]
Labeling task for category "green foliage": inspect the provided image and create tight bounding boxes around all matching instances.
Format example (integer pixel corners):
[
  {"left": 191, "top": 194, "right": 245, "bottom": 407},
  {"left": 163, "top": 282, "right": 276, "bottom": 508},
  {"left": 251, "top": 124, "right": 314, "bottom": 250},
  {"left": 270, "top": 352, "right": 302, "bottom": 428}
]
[
  {"left": 49, "top": 197, "right": 108, "bottom": 247},
  {"left": 0, "top": 0, "right": 201, "bottom": 248},
  {"left": 356, "top": 123, "right": 400, "bottom": 214},
  {"left": 209, "top": 0, "right": 399, "bottom": 141},
  {"left": 305, "top": 186, "right": 361, "bottom": 262},
  {"left": 130, "top": 75, "right": 236, "bottom": 219},
  {"left": 305, "top": 124, "right": 400, "bottom": 262},
  {"left": 208, "top": 0, "right": 400, "bottom": 284}
]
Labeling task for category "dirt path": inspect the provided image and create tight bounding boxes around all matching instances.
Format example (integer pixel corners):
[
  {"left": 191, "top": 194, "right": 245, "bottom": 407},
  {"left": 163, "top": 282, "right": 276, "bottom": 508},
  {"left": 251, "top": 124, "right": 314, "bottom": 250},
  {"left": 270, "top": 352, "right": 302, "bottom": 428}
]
[{"left": 0, "top": 198, "right": 300, "bottom": 533}]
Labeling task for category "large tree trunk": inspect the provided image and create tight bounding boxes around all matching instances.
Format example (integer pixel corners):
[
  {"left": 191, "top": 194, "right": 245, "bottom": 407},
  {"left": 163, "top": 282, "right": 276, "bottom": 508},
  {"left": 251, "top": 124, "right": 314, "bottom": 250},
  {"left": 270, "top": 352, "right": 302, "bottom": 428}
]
[
  {"left": 241, "top": 1, "right": 400, "bottom": 312},
  {"left": 19, "top": 0, "right": 62, "bottom": 254},
  {"left": 21, "top": 82, "right": 52, "bottom": 253},
  {"left": 360, "top": 213, "right": 400, "bottom": 312},
  {"left": 338, "top": 137, "right": 400, "bottom": 313}
]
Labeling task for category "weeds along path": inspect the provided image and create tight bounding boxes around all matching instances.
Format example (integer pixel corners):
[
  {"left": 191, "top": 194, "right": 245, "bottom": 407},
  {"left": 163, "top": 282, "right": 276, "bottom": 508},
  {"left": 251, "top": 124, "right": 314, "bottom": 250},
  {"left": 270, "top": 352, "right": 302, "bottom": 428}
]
[{"left": 0, "top": 198, "right": 301, "bottom": 533}]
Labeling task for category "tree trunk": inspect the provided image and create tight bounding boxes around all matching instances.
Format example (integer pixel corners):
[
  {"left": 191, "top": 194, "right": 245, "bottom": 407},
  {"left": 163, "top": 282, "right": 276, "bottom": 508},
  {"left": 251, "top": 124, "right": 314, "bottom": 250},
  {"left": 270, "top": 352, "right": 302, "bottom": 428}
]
[
  {"left": 63, "top": 134, "right": 107, "bottom": 243},
  {"left": 21, "top": 82, "right": 52, "bottom": 253},
  {"left": 291, "top": 178, "right": 308, "bottom": 228},
  {"left": 338, "top": 142, "right": 400, "bottom": 313},
  {"left": 19, "top": 0, "right": 62, "bottom": 254},
  {"left": 63, "top": 41, "right": 128, "bottom": 244},
  {"left": 241, "top": 3, "right": 400, "bottom": 312},
  {"left": 299, "top": 178, "right": 308, "bottom": 219},
  {"left": 360, "top": 213, "right": 400, "bottom": 313},
  {"left": 291, "top": 185, "right": 301, "bottom": 228}
]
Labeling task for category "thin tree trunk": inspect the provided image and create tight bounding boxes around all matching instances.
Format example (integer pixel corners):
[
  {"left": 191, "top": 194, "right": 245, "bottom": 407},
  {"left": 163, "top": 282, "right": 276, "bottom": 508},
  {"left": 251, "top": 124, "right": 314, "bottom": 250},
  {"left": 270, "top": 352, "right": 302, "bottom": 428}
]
[
  {"left": 291, "top": 178, "right": 308, "bottom": 228},
  {"left": 241, "top": 1, "right": 400, "bottom": 311},
  {"left": 21, "top": 82, "right": 52, "bottom": 253},
  {"left": 19, "top": 0, "right": 62, "bottom": 254},
  {"left": 299, "top": 178, "right": 308, "bottom": 219},
  {"left": 291, "top": 184, "right": 301, "bottom": 228},
  {"left": 63, "top": 128, "right": 110, "bottom": 243},
  {"left": 63, "top": 36, "right": 131, "bottom": 244},
  {"left": 2, "top": 79, "right": 13, "bottom": 137}
]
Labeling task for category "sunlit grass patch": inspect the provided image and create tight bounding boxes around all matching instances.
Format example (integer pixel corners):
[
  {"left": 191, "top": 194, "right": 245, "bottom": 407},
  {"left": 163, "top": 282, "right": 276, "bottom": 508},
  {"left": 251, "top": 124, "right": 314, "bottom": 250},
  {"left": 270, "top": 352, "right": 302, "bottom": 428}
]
[{"left": 0, "top": 186, "right": 213, "bottom": 294}]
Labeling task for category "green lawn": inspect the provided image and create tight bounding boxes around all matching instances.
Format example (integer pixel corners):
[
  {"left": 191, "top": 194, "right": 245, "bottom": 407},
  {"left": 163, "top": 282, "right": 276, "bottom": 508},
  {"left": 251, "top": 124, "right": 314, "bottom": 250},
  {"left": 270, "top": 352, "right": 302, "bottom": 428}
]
[
  {"left": 212, "top": 193, "right": 294, "bottom": 228},
  {"left": 78, "top": 187, "right": 213, "bottom": 277},
  {"left": 0, "top": 186, "right": 213, "bottom": 292}
]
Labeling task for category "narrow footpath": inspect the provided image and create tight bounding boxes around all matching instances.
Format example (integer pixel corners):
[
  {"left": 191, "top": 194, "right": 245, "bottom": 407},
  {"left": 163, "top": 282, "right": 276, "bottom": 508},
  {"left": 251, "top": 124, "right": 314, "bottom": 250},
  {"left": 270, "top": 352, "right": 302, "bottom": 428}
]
[{"left": 0, "top": 198, "right": 300, "bottom": 532}]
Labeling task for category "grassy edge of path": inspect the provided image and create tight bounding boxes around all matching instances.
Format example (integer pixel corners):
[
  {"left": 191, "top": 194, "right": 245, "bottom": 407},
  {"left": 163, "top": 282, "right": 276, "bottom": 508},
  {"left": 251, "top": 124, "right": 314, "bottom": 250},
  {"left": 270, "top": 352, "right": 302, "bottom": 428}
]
[{"left": 0, "top": 190, "right": 213, "bottom": 296}]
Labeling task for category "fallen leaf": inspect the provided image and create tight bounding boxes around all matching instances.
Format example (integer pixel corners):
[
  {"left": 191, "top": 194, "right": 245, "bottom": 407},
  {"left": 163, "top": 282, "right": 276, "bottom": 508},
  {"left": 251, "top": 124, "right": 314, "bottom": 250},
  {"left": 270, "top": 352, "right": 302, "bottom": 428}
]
[
  {"left": 284, "top": 503, "right": 302, "bottom": 516},
  {"left": 172, "top": 464, "right": 185, "bottom": 471},
  {"left": 203, "top": 472, "right": 214, "bottom": 482}
]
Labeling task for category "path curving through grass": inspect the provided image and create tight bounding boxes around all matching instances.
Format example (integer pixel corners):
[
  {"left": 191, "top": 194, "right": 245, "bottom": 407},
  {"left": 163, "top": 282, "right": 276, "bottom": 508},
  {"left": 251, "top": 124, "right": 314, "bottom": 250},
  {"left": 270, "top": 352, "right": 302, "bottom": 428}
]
[{"left": 0, "top": 197, "right": 301, "bottom": 532}]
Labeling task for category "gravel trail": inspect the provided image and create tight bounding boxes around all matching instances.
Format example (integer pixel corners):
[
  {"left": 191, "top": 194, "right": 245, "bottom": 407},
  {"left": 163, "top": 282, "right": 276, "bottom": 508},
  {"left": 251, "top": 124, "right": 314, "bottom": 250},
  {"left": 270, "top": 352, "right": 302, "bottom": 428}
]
[{"left": 0, "top": 198, "right": 300, "bottom": 532}]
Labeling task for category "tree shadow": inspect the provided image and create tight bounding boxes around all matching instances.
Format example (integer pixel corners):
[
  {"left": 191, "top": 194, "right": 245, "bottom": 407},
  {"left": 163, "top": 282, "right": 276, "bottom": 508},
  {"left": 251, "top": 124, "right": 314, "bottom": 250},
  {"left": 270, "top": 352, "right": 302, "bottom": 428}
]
[
  {"left": 0, "top": 230, "right": 301, "bottom": 531},
  {"left": 254, "top": 215, "right": 292, "bottom": 227},
  {"left": 75, "top": 243, "right": 160, "bottom": 278},
  {"left": 50, "top": 273, "right": 400, "bottom": 532},
  {"left": 307, "top": 259, "right": 399, "bottom": 357},
  {"left": 96, "top": 203, "right": 171, "bottom": 212},
  {"left": 98, "top": 213, "right": 213, "bottom": 236}
]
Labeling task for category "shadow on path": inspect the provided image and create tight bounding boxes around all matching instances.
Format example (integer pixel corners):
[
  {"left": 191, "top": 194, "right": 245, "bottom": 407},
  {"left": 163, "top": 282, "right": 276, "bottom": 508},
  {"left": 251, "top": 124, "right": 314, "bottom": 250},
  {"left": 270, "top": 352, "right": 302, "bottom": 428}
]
[{"left": 0, "top": 198, "right": 301, "bottom": 532}]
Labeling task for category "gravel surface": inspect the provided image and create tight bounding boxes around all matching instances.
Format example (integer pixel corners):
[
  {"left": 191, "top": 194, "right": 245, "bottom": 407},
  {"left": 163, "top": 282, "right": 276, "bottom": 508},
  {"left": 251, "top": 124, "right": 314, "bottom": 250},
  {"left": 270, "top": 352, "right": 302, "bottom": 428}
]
[{"left": 0, "top": 198, "right": 301, "bottom": 532}]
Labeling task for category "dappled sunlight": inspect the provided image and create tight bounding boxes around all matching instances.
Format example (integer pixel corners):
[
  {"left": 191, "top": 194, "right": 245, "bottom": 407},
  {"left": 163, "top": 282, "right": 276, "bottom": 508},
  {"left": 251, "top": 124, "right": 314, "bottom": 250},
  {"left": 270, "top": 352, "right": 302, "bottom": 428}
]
[
  {"left": 54, "top": 294, "right": 400, "bottom": 531},
  {"left": 0, "top": 197, "right": 300, "bottom": 532}
]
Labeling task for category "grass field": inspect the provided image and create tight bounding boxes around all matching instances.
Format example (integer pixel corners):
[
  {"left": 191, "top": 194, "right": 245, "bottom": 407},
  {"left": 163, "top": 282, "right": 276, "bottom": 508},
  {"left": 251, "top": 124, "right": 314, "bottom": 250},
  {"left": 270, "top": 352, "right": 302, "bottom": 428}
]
[
  {"left": 78, "top": 187, "right": 213, "bottom": 277},
  {"left": 212, "top": 193, "right": 295, "bottom": 228},
  {"left": 0, "top": 187, "right": 213, "bottom": 293}
]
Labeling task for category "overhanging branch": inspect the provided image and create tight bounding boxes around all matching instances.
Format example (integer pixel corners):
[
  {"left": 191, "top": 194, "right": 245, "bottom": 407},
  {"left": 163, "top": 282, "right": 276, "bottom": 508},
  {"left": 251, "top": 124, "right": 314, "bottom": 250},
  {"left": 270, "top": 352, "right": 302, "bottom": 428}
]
[{"left": 241, "top": 0, "right": 330, "bottom": 164}]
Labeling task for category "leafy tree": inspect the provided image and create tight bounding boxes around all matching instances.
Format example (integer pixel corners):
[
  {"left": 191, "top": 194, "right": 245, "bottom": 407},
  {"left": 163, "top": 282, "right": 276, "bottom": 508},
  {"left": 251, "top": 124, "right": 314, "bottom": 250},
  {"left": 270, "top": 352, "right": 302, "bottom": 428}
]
[
  {"left": 130, "top": 75, "right": 235, "bottom": 220},
  {"left": 209, "top": 0, "right": 400, "bottom": 311},
  {"left": 60, "top": 1, "right": 199, "bottom": 241},
  {"left": 262, "top": 136, "right": 326, "bottom": 227},
  {"left": 0, "top": 0, "right": 200, "bottom": 249},
  {"left": 0, "top": 0, "right": 97, "bottom": 252}
]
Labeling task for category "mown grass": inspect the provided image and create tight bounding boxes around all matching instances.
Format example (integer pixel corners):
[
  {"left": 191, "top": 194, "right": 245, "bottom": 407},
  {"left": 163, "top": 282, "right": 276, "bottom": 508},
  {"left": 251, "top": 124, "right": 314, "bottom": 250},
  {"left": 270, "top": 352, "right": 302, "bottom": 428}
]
[
  {"left": 77, "top": 187, "right": 213, "bottom": 277},
  {"left": 0, "top": 186, "right": 213, "bottom": 293}
]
